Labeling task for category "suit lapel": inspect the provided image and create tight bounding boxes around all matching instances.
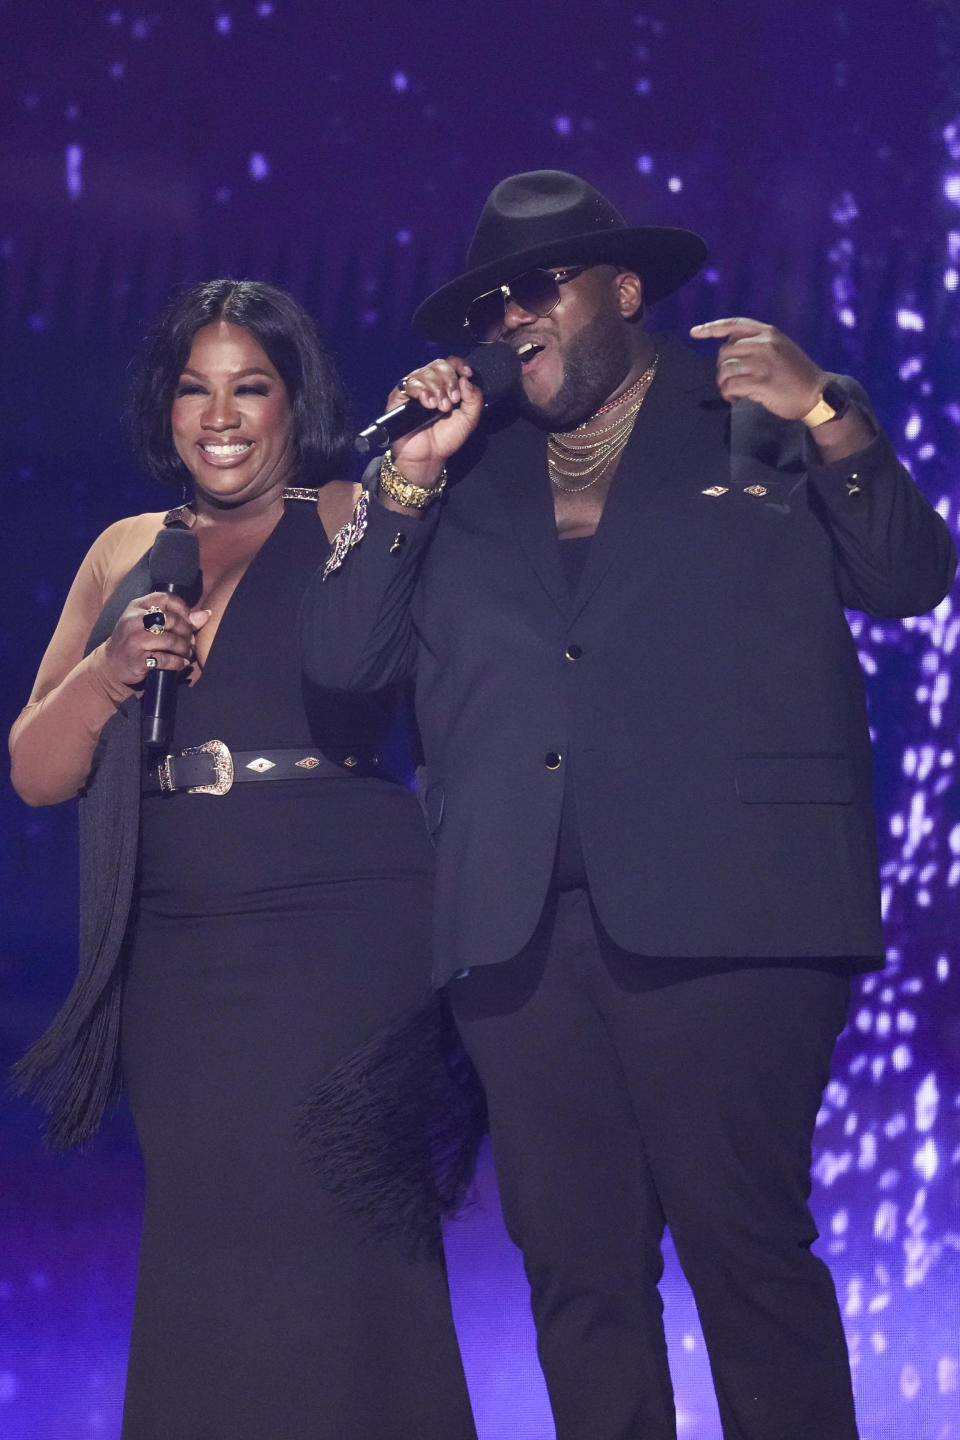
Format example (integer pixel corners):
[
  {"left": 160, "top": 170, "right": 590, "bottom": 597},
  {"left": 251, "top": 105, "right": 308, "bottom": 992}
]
[
  {"left": 569, "top": 334, "right": 725, "bottom": 622},
  {"left": 477, "top": 336, "right": 728, "bottom": 620},
  {"left": 483, "top": 417, "right": 569, "bottom": 614}
]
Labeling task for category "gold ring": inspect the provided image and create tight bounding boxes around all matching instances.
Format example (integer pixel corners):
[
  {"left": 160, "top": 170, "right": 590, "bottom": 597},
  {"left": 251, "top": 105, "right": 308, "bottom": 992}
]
[
  {"left": 142, "top": 609, "right": 166, "bottom": 635},
  {"left": 398, "top": 375, "right": 411, "bottom": 395}
]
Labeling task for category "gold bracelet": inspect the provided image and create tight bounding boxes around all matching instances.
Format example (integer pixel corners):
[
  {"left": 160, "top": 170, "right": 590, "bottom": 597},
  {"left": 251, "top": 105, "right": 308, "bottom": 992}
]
[{"left": 378, "top": 450, "right": 447, "bottom": 509}]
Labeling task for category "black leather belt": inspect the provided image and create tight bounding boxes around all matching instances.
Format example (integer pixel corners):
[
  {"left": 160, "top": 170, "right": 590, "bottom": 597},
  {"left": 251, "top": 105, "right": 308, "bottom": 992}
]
[{"left": 142, "top": 740, "right": 385, "bottom": 796}]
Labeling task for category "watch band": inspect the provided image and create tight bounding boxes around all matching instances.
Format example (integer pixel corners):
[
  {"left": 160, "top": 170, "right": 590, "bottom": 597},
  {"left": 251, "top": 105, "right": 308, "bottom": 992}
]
[{"left": 801, "top": 380, "right": 851, "bottom": 429}]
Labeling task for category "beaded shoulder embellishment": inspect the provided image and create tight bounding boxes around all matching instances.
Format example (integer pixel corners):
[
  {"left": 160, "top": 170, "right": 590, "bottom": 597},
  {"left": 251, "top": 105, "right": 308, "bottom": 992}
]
[
  {"left": 322, "top": 489, "right": 370, "bottom": 581},
  {"left": 282, "top": 486, "right": 321, "bottom": 502},
  {"left": 162, "top": 487, "right": 321, "bottom": 528}
]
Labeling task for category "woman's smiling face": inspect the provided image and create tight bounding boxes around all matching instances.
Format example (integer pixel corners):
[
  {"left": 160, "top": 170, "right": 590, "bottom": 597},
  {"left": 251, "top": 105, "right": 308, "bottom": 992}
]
[{"left": 171, "top": 319, "right": 295, "bottom": 509}]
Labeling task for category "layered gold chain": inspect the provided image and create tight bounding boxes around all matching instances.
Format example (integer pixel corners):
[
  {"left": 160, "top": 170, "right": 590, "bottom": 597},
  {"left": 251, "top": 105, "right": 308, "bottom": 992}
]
[{"left": 548, "top": 354, "right": 658, "bottom": 494}]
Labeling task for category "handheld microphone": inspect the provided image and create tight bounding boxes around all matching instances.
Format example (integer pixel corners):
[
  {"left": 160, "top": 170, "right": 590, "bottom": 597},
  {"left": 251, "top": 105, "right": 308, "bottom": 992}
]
[
  {"left": 142, "top": 527, "right": 201, "bottom": 752},
  {"left": 354, "top": 342, "right": 521, "bottom": 454}
]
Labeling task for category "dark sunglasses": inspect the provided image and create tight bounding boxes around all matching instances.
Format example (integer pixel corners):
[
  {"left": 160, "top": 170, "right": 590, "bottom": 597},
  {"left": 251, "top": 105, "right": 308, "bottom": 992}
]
[{"left": 463, "top": 265, "right": 587, "bottom": 343}]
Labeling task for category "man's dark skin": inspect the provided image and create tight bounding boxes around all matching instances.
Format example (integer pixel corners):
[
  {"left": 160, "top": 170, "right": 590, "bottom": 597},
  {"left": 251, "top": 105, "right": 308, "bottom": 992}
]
[
  {"left": 377, "top": 261, "right": 874, "bottom": 533},
  {"left": 300, "top": 204, "right": 955, "bottom": 1440}
]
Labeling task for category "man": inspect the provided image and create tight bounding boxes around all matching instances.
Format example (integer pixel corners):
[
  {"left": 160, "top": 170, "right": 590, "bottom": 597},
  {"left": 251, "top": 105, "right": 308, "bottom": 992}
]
[{"left": 300, "top": 170, "right": 955, "bottom": 1439}]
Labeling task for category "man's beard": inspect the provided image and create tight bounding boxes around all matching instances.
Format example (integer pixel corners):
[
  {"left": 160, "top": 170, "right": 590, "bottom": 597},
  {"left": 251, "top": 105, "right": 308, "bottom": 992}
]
[{"left": 517, "top": 307, "right": 635, "bottom": 431}]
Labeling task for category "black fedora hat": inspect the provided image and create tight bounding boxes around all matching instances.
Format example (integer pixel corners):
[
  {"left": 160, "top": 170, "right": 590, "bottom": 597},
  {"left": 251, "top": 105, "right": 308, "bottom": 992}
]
[{"left": 412, "top": 169, "right": 707, "bottom": 344}]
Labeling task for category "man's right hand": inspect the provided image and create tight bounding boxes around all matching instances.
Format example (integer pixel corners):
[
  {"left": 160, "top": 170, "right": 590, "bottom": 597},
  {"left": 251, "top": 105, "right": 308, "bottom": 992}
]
[{"left": 384, "top": 356, "right": 485, "bottom": 490}]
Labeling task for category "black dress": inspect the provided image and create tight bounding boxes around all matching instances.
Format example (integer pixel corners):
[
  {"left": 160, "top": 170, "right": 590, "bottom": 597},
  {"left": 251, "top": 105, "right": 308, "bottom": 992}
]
[{"left": 119, "top": 501, "right": 476, "bottom": 1440}]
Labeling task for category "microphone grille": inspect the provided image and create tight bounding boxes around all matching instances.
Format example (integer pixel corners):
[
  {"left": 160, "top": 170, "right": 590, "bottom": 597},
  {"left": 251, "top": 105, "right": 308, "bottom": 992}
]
[
  {"left": 148, "top": 527, "right": 200, "bottom": 588},
  {"left": 465, "top": 342, "right": 521, "bottom": 404}
]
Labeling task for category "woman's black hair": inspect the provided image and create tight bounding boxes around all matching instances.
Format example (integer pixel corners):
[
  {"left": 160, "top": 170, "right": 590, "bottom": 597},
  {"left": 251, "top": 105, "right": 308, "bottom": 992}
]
[{"left": 132, "top": 279, "right": 354, "bottom": 488}]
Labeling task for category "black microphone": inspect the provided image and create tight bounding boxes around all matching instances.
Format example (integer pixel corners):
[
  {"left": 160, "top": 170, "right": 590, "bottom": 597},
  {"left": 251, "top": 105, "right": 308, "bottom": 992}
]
[
  {"left": 142, "top": 527, "right": 201, "bottom": 752},
  {"left": 355, "top": 342, "right": 521, "bottom": 453}
]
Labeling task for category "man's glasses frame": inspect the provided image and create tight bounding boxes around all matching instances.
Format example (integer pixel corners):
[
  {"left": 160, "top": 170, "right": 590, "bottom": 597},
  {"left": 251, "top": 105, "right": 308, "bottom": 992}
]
[{"left": 463, "top": 265, "right": 587, "bottom": 343}]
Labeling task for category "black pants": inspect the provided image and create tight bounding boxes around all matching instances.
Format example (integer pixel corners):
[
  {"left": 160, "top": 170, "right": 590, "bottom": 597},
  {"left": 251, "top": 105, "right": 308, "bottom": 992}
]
[{"left": 451, "top": 888, "right": 860, "bottom": 1440}]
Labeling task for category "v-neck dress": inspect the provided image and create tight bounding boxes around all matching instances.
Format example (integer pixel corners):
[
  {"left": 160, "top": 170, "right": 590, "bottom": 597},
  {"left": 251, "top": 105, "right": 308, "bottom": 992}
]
[{"left": 119, "top": 503, "right": 475, "bottom": 1440}]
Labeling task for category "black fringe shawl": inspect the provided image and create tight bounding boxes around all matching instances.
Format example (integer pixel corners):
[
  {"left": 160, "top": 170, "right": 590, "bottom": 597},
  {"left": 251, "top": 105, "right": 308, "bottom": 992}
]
[
  {"left": 297, "top": 991, "right": 488, "bottom": 1259},
  {"left": 12, "top": 553, "right": 153, "bottom": 1148}
]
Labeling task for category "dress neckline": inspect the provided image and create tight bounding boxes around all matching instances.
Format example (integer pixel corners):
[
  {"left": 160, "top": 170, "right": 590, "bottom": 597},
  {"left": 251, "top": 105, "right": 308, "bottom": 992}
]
[{"left": 163, "top": 486, "right": 321, "bottom": 529}]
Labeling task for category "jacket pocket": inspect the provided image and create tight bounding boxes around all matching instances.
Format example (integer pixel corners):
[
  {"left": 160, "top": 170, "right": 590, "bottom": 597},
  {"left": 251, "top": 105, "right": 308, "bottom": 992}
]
[{"left": 735, "top": 753, "right": 854, "bottom": 804}]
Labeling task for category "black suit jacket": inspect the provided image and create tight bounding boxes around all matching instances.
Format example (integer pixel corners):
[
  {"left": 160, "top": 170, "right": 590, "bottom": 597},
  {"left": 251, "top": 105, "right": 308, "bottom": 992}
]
[{"left": 301, "top": 336, "right": 955, "bottom": 982}]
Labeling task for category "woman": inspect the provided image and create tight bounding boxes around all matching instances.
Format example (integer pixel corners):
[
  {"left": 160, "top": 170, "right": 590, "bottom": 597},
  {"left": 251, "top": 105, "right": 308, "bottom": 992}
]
[{"left": 9, "top": 281, "right": 479, "bottom": 1440}]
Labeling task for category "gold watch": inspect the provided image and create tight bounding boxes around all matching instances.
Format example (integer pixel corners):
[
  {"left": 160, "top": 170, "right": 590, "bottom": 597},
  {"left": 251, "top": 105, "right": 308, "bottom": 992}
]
[{"left": 801, "top": 381, "right": 851, "bottom": 428}]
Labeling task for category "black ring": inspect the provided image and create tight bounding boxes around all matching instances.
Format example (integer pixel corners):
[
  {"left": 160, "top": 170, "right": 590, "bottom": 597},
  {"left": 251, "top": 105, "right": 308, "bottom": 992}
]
[{"left": 142, "top": 609, "right": 166, "bottom": 635}]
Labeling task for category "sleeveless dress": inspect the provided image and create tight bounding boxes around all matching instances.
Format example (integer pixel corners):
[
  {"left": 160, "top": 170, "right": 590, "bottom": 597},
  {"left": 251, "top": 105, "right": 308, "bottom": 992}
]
[{"left": 118, "top": 501, "right": 476, "bottom": 1439}]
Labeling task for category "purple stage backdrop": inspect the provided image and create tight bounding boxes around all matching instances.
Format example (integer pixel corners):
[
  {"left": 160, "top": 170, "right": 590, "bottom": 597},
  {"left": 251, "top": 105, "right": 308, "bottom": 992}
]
[{"left": 1, "top": 2, "right": 958, "bottom": 1437}]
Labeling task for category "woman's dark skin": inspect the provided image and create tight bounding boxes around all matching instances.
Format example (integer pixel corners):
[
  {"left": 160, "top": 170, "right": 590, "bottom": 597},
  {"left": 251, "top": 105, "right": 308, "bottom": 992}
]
[{"left": 103, "top": 318, "right": 300, "bottom": 687}]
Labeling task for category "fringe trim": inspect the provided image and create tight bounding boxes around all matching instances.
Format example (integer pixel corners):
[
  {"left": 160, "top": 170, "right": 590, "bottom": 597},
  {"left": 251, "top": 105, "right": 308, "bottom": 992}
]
[
  {"left": 11, "top": 970, "right": 123, "bottom": 1149},
  {"left": 296, "top": 990, "right": 487, "bottom": 1260}
]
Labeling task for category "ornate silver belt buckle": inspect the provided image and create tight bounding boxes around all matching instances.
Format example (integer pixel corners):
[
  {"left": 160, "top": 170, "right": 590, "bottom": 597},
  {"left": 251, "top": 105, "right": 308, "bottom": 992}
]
[{"left": 184, "top": 739, "right": 234, "bottom": 795}]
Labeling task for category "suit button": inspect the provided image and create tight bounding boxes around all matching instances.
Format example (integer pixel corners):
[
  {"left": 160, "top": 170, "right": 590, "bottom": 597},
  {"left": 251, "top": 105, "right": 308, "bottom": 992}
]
[
  {"left": 565, "top": 644, "right": 582, "bottom": 661},
  {"left": 545, "top": 751, "right": 562, "bottom": 770}
]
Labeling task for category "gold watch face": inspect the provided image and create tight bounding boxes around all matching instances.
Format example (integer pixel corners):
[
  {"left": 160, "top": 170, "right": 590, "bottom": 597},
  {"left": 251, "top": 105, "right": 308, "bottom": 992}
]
[
  {"left": 802, "top": 397, "right": 838, "bottom": 428},
  {"left": 804, "top": 381, "right": 851, "bottom": 427}
]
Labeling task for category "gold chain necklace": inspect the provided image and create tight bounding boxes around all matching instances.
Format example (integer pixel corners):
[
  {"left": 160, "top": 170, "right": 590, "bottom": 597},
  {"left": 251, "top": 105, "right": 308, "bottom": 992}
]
[
  {"left": 590, "top": 365, "right": 657, "bottom": 417},
  {"left": 548, "top": 355, "right": 658, "bottom": 494},
  {"left": 548, "top": 406, "right": 642, "bottom": 489}
]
